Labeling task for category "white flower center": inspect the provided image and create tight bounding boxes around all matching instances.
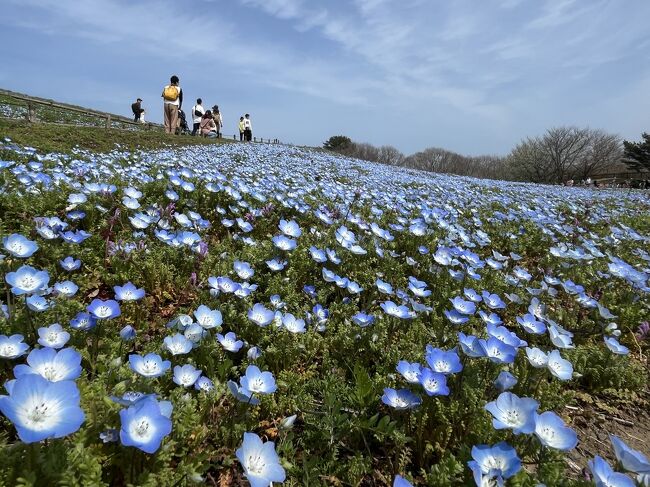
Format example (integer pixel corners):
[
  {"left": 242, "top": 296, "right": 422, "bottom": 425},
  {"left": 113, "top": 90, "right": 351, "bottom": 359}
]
[
  {"left": 0, "top": 344, "right": 16, "bottom": 356},
  {"left": 504, "top": 409, "right": 523, "bottom": 426},
  {"left": 142, "top": 361, "right": 160, "bottom": 375},
  {"left": 247, "top": 454, "right": 266, "bottom": 475}
]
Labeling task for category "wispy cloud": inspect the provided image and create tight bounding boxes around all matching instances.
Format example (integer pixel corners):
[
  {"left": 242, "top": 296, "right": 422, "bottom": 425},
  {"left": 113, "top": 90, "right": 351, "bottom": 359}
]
[{"left": 2, "top": 0, "right": 649, "bottom": 154}]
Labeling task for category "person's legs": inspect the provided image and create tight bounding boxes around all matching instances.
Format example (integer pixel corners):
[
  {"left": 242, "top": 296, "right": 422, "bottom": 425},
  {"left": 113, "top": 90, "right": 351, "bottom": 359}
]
[
  {"left": 163, "top": 104, "right": 171, "bottom": 133},
  {"left": 170, "top": 105, "right": 179, "bottom": 135},
  {"left": 192, "top": 122, "right": 199, "bottom": 136},
  {"left": 240, "top": 131, "right": 244, "bottom": 141}
]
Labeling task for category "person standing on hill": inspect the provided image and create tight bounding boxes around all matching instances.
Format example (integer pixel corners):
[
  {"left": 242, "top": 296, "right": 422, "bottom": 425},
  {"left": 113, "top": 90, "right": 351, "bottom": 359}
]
[
  {"left": 131, "top": 98, "right": 144, "bottom": 122},
  {"left": 161, "top": 75, "right": 183, "bottom": 134},
  {"left": 211, "top": 105, "right": 223, "bottom": 138},
  {"left": 243, "top": 113, "right": 252, "bottom": 142},
  {"left": 238, "top": 116, "right": 245, "bottom": 141},
  {"left": 191, "top": 98, "right": 204, "bottom": 136}
]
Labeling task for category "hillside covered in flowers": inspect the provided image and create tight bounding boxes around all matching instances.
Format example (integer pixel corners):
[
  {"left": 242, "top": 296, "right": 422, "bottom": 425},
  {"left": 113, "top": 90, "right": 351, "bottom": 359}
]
[{"left": 0, "top": 137, "right": 649, "bottom": 486}]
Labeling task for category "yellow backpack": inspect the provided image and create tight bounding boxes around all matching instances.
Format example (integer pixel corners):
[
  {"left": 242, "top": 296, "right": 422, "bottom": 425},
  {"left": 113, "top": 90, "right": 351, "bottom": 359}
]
[{"left": 162, "top": 85, "right": 179, "bottom": 102}]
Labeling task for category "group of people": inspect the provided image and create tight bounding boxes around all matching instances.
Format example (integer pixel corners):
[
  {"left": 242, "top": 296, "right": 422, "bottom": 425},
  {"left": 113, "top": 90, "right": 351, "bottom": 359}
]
[{"left": 130, "top": 75, "right": 254, "bottom": 141}]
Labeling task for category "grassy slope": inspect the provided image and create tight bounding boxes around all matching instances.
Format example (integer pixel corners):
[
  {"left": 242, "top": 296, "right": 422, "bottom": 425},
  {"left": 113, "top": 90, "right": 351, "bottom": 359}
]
[{"left": 0, "top": 118, "right": 233, "bottom": 154}]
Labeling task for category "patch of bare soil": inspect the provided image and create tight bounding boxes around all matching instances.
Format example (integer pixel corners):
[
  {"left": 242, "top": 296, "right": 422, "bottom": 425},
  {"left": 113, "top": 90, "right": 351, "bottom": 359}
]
[{"left": 565, "top": 387, "right": 650, "bottom": 479}]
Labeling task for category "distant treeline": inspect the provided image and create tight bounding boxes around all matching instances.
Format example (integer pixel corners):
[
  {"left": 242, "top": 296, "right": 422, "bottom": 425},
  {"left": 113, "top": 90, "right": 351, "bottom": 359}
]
[{"left": 323, "top": 128, "right": 649, "bottom": 183}]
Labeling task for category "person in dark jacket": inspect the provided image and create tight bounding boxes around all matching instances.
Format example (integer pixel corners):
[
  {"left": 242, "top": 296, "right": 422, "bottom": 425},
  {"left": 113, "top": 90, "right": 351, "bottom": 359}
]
[{"left": 131, "top": 98, "right": 144, "bottom": 122}]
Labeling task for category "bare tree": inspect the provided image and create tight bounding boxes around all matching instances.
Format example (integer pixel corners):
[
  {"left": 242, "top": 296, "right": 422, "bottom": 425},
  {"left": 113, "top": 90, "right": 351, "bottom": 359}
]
[{"left": 507, "top": 127, "right": 622, "bottom": 183}]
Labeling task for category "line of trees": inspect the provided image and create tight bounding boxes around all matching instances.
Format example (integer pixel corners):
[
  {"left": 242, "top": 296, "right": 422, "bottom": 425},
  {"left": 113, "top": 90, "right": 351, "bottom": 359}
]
[{"left": 323, "top": 128, "right": 649, "bottom": 183}]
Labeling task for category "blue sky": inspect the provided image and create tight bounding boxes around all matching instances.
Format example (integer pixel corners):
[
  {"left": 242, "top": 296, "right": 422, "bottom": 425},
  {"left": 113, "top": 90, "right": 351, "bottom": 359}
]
[{"left": 1, "top": 0, "right": 649, "bottom": 155}]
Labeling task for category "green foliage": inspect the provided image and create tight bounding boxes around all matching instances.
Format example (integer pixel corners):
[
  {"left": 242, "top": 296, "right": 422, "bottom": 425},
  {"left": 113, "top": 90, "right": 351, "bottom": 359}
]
[
  {"left": 622, "top": 132, "right": 650, "bottom": 172},
  {"left": 323, "top": 135, "right": 353, "bottom": 153}
]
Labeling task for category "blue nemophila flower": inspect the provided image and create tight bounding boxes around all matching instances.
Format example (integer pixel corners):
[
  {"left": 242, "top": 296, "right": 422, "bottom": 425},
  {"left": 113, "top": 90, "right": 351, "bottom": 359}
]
[
  {"left": 120, "top": 325, "right": 136, "bottom": 341},
  {"left": 482, "top": 291, "right": 506, "bottom": 309},
  {"left": 485, "top": 392, "right": 539, "bottom": 434},
  {"left": 534, "top": 411, "right": 578, "bottom": 450},
  {"left": 610, "top": 434, "right": 650, "bottom": 485},
  {"left": 309, "top": 246, "right": 327, "bottom": 263},
  {"left": 467, "top": 442, "right": 521, "bottom": 486},
  {"left": 234, "top": 260, "right": 254, "bottom": 279},
  {"left": 69, "top": 311, "right": 97, "bottom": 331},
  {"left": 487, "top": 324, "right": 526, "bottom": 350},
  {"left": 548, "top": 323, "right": 574, "bottom": 349},
  {"left": 265, "top": 258, "right": 287, "bottom": 271},
  {"left": 248, "top": 303, "right": 275, "bottom": 327},
  {"left": 312, "top": 304, "right": 329, "bottom": 323},
  {"left": 173, "top": 364, "right": 202, "bottom": 387},
  {"left": 163, "top": 333, "right": 193, "bottom": 355},
  {"left": 381, "top": 301, "right": 412, "bottom": 319},
  {"left": 184, "top": 324, "right": 207, "bottom": 343},
  {"left": 60, "top": 230, "right": 91, "bottom": 244},
  {"left": 14, "top": 347, "right": 82, "bottom": 382},
  {"left": 303, "top": 285, "right": 317, "bottom": 298},
  {"left": 3, "top": 234, "right": 38, "bottom": 258},
  {"left": 110, "top": 391, "right": 156, "bottom": 407},
  {"left": 272, "top": 234, "right": 297, "bottom": 251},
  {"left": 478, "top": 311, "right": 503, "bottom": 326},
  {"left": 393, "top": 475, "right": 413, "bottom": 487},
  {"left": 217, "top": 331, "right": 244, "bottom": 352},
  {"left": 227, "top": 380, "right": 261, "bottom": 405},
  {"left": 376, "top": 279, "right": 394, "bottom": 295},
  {"left": 87, "top": 299, "right": 121, "bottom": 319},
  {"left": 525, "top": 347, "right": 549, "bottom": 368},
  {"left": 425, "top": 346, "right": 462, "bottom": 375},
  {"left": 516, "top": 313, "right": 546, "bottom": 334},
  {"left": 247, "top": 346, "right": 262, "bottom": 360},
  {"left": 236, "top": 432, "right": 286, "bottom": 487},
  {"left": 100, "top": 428, "right": 119, "bottom": 443},
  {"left": 381, "top": 388, "right": 421, "bottom": 410},
  {"left": 194, "top": 305, "right": 222, "bottom": 330},
  {"left": 5, "top": 264, "right": 50, "bottom": 295},
  {"left": 282, "top": 313, "right": 306, "bottom": 333},
  {"left": 37, "top": 324, "right": 70, "bottom": 349},
  {"left": 396, "top": 361, "right": 422, "bottom": 384},
  {"left": 419, "top": 368, "right": 450, "bottom": 396},
  {"left": 240, "top": 365, "right": 277, "bottom": 395},
  {"left": 464, "top": 288, "right": 482, "bottom": 303},
  {"left": 195, "top": 376, "right": 214, "bottom": 392},
  {"left": 26, "top": 295, "right": 52, "bottom": 312},
  {"left": 604, "top": 336, "right": 630, "bottom": 355},
  {"left": 119, "top": 397, "right": 172, "bottom": 454},
  {"left": 458, "top": 332, "right": 487, "bottom": 358},
  {"left": 0, "top": 374, "right": 85, "bottom": 443},
  {"left": 352, "top": 312, "right": 375, "bottom": 327},
  {"left": 494, "top": 371, "right": 518, "bottom": 392},
  {"left": 54, "top": 280, "right": 78, "bottom": 298},
  {"left": 129, "top": 353, "right": 171, "bottom": 378},
  {"left": 546, "top": 350, "right": 573, "bottom": 380},
  {"left": 483, "top": 337, "right": 517, "bottom": 364},
  {"left": 114, "top": 282, "right": 145, "bottom": 301},
  {"left": 450, "top": 296, "right": 476, "bottom": 315},
  {"left": 279, "top": 219, "right": 302, "bottom": 238},
  {"left": 0, "top": 334, "right": 29, "bottom": 359},
  {"left": 588, "top": 456, "right": 635, "bottom": 487},
  {"left": 444, "top": 309, "right": 469, "bottom": 325}
]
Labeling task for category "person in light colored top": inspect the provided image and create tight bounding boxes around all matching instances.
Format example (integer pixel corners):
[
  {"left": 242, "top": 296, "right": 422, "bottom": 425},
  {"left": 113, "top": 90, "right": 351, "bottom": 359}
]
[
  {"left": 243, "top": 113, "right": 252, "bottom": 142},
  {"left": 211, "top": 105, "right": 223, "bottom": 138},
  {"left": 200, "top": 110, "right": 218, "bottom": 138},
  {"left": 161, "top": 75, "right": 183, "bottom": 134},
  {"left": 191, "top": 98, "right": 204, "bottom": 136},
  {"left": 238, "top": 116, "right": 245, "bottom": 141}
]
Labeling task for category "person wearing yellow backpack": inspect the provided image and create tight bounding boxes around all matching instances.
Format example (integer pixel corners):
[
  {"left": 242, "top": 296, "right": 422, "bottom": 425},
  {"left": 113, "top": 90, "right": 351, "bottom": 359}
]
[{"left": 161, "top": 75, "right": 183, "bottom": 134}]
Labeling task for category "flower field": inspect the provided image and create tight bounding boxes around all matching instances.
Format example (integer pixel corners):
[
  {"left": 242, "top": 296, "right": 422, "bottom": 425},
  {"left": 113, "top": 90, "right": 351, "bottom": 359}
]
[{"left": 0, "top": 136, "right": 649, "bottom": 486}]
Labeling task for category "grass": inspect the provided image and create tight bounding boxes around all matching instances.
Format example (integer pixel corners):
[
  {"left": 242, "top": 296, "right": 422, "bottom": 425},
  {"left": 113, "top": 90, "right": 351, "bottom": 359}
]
[{"left": 0, "top": 118, "right": 234, "bottom": 154}]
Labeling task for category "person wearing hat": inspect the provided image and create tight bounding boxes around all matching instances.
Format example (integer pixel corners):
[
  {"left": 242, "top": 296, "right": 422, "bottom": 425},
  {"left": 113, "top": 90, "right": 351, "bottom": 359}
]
[{"left": 131, "top": 98, "right": 145, "bottom": 122}]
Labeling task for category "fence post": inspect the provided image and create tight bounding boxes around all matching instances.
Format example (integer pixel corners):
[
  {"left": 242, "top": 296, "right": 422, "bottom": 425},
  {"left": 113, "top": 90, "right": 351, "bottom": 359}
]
[
  {"left": 105, "top": 115, "right": 111, "bottom": 129},
  {"left": 26, "top": 102, "right": 36, "bottom": 123}
]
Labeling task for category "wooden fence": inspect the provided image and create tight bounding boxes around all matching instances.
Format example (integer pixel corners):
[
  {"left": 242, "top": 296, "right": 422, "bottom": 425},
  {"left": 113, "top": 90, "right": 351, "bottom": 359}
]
[{"left": 0, "top": 87, "right": 281, "bottom": 143}]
